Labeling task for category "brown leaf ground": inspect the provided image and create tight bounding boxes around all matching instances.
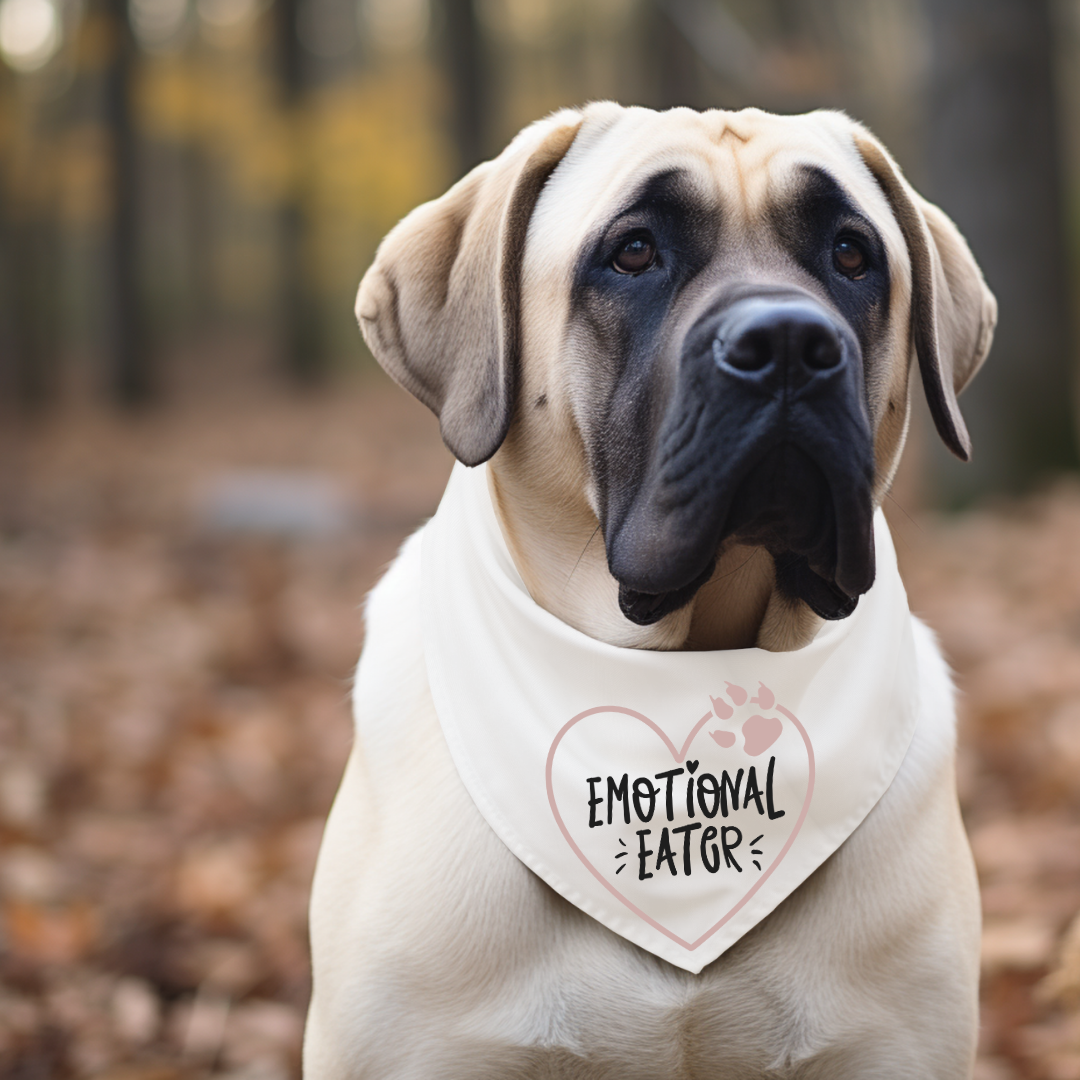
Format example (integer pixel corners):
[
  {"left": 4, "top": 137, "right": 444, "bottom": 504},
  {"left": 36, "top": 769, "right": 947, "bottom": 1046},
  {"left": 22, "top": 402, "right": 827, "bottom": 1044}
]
[{"left": 1, "top": 369, "right": 1079, "bottom": 1079}]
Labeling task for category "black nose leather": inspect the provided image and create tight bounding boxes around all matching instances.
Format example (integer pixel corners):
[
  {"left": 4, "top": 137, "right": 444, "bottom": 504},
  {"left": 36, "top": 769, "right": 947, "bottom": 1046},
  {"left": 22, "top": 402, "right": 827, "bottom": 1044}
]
[{"left": 713, "top": 300, "right": 843, "bottom": 380}]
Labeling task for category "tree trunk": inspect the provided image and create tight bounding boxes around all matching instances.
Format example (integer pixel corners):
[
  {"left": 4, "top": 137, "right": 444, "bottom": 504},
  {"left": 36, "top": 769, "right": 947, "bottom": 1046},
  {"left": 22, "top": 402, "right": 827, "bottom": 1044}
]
[
  {"left": 9, "top": 218, "right": 59, "bottom": 406},
  {"left": 923, "top": 0, "right": 1076, "bottom": 499},
  {"left": 103, "top": 0, "right": 151, "bottom": 404},
  {"left": 274, "top": 0, "right": 323, "bottom": 383},
  {"left": 441, "top": 0, "right": 487, "bottom": 177}
]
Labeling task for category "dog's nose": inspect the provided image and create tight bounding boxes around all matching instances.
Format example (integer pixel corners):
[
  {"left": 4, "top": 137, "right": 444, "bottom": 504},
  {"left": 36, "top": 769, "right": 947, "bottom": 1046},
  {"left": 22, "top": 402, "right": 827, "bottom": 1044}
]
[{"left": 713, "top": 300, "right": 843, "bottom": 380}]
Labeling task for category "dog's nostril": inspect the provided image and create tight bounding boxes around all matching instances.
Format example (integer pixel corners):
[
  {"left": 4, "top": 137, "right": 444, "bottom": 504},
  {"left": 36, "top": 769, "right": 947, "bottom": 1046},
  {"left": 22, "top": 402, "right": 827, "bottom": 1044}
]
[
  {"left": 802, "top": 327, "right": 842, "bottom": 370},
  {"left": 715, "top": 329, "right": 773, "bottom": 372}
]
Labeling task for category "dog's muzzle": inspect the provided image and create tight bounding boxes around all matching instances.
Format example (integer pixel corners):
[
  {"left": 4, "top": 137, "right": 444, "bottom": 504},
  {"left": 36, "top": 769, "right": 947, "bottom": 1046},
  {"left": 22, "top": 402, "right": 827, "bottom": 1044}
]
[{"left": 608, "top": 290, "right": 877, "bottom": 626}]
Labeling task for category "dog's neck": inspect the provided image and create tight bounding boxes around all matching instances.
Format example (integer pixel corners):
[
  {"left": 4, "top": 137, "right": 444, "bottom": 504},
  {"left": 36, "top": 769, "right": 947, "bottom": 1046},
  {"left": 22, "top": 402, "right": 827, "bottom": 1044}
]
[{"left": 487, "top": 458, "right": 821, "bottom": 653}]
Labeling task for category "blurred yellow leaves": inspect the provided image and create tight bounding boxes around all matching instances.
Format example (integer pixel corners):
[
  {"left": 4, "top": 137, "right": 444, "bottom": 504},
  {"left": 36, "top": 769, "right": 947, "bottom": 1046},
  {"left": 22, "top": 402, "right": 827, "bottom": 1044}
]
[
  {"left": 478, "top": 0, "right": 634, "bottom": 47},
  {"left": 3, "top": 11, "right": 451, "bottom": 331},
  {"left": 130, "top": 41, "right": 451, "bottom": 300},
  {"left": 57, "top": 124, "right": 111, "bottom": 225},
  {"left": 136, "top": 48, "right": 289, "bottom": 199},
  {"left": 306, "top": 64, "right": 452, "bottom": 292}
]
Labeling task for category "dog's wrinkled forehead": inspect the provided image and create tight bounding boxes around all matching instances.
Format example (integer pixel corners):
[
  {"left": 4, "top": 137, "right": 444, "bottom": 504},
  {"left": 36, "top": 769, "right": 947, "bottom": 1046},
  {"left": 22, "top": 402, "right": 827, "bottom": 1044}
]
[{"left": 523, "top": 106, "right": 908, "bottom": 307}]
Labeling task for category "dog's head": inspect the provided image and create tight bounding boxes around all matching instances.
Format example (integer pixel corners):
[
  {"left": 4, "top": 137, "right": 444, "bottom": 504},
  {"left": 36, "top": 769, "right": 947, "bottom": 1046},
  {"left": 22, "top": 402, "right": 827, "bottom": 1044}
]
[{"left": 357, "top": 104, "right": 995, "bottom": 648}]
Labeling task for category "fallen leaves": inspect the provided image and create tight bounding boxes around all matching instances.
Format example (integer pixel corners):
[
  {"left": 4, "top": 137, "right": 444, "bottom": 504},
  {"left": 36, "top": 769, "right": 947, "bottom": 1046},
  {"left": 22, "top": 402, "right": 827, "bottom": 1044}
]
[
  {"left": 0, "top": 380, "right": 451, "bottom": 1079},
  {"left": 1041, "top": 914, "right": 1080, "bottom": 1008},
  {"left": 3, "top": 898, "right": 100, "bottom": 966},
  {"left": 894, "top": 483, "right": 1080, "bottom": 1078}
]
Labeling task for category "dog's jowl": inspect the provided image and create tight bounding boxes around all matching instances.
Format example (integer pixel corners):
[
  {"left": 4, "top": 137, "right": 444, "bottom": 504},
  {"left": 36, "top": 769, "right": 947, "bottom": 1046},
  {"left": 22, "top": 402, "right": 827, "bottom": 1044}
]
[{"left": 305, "top": 105, "right": 996, "bottom": 1079}]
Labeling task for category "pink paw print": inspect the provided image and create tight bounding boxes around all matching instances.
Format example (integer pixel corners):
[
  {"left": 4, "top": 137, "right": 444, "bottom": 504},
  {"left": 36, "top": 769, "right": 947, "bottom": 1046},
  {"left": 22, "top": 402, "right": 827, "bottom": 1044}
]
[{"left": 708, "top": 683, "right": 783, "bottom": 756}]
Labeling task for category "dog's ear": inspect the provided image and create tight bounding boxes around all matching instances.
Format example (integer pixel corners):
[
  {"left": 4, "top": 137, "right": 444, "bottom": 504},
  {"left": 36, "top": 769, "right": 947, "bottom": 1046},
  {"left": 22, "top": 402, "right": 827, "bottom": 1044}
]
[
  {"left": 356, "top": 112, "right": 583, "bottom": 466},
  {"left": 853, "top": 132, "right": 997, "bottom": 461}
]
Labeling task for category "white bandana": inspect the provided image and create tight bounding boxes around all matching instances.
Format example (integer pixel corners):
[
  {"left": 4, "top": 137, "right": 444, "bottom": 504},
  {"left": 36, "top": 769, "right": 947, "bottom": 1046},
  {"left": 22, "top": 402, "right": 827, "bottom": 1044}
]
[{"left": 421, "top": 463, "right": 918, "bottom": 973}]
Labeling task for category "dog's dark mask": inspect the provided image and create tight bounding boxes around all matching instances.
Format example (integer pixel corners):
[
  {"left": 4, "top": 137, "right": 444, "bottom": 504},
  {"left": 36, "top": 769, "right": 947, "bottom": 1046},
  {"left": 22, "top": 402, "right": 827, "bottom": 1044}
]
[{"left": 571, "top": 166, "right": 890, "bottom": 626}]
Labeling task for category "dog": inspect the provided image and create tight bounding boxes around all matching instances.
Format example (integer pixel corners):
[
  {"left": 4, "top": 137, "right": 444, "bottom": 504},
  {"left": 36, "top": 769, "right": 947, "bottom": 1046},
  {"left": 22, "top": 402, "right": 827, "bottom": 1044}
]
[{"left": 304, "top": 103, "right": 996, "bottom": 1078}]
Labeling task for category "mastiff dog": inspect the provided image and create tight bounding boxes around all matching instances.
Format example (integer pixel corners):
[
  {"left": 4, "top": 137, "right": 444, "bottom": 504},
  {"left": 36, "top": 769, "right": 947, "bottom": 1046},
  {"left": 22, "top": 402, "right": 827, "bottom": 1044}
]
[{"left": 305, "top": 104, "right": 996, "bottom": 1079}]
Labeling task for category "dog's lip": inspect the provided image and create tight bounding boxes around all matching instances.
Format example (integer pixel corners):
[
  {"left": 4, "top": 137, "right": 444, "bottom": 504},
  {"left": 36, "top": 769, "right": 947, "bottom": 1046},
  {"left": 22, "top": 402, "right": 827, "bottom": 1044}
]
[
  {"left": 615, "top": 542, "right": 864, "bottom": 629},
  {"left": 617, "top": 559, "right": 716, "bottom": 626},
  {"left": 772, "top": 551, "right": 860, "bottom": 620},
  {"left": 615, "top": 541, "right": 864, "bottom": 628},
  {"left": 609, "top": 441, "right": 876, "bottom": 626},
  {"left": 724, "top": 443, "right": 876, "bottom": 603}
]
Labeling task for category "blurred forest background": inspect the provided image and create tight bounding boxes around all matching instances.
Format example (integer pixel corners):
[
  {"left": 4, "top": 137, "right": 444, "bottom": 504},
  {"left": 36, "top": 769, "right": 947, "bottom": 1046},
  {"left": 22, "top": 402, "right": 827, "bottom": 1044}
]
[
  {"left": 3, "top": 0, "right": 1080, "bottom": 496},
  {"left": 5, "top": 0, "right": 1080, "bottom": 1078}
]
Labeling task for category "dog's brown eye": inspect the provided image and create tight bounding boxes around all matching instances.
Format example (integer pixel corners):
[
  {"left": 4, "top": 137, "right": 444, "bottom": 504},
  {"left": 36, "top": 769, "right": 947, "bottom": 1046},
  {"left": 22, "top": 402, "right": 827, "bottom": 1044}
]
[
  {"left": 833, "top": 238, "right": 866, "bottom": 278},
  {"left": 613, "top": 234, "right": 656, "bottom": 274}
]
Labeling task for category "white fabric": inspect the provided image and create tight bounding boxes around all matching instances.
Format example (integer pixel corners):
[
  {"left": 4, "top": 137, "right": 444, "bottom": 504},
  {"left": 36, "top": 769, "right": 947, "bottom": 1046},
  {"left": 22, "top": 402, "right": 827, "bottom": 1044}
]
[{"left": 421, "top": 463, "right": 918, "bottom": 973}]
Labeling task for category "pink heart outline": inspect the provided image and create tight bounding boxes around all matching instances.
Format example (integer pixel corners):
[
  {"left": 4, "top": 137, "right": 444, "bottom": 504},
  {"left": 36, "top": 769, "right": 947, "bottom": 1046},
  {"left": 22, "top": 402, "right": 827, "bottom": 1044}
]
[{"left": 545, "top": 704, "right": 815, "bottom": 952}]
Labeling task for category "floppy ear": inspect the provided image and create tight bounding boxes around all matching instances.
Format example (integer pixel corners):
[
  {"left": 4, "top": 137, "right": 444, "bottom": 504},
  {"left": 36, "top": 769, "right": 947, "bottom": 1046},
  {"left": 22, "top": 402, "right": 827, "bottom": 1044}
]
[
  {"left": 853, "top": 132, "right": 997, "bottom": 461},
  {"left": 356, "top": 113, "right": 584, "bottom": 466}
]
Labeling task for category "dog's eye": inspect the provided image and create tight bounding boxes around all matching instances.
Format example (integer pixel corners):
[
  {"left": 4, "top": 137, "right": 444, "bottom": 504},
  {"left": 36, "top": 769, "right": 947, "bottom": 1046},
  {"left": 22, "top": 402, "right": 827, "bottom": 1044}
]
[
  {"left": 833, "top": 238, "right": 866, "bottom": 278},
  {"left": 612, "top": 233, "right": 657, "bottom": 274}
]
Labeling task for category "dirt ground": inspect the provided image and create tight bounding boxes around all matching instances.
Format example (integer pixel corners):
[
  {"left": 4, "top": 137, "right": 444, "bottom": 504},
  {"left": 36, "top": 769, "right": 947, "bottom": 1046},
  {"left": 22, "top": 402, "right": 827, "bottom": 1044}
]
[{"left": 2, "top": 368, "right": 1080, "bottom": 1079}]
